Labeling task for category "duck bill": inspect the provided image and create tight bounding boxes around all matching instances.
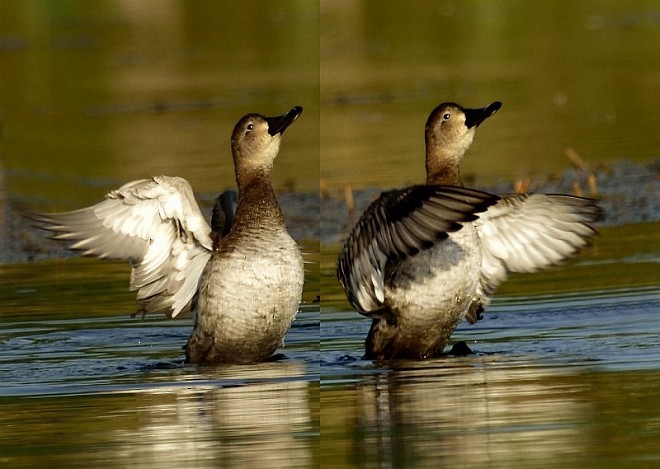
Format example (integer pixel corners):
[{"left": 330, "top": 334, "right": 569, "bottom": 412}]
[
  {"left": 266, "top": 106, "right": 303, "bottom": 136},
  {"left": 464, "top": 101, "right": 502, "bottom": 129}
]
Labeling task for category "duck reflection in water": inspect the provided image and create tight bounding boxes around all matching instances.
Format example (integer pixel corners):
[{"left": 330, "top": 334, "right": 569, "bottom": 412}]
[
  {"left": 101, "top": 362, "right": 313, "bottom": 467},
  {"left": 352, "top": 360, "right": 587, "bottom": 467}
]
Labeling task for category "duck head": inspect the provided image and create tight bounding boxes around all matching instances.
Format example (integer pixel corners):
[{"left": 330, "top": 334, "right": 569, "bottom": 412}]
[
  {"left": 231, "top": 106, "right": 303, "bottom": 178},
  {"left": 424, "top": 101, "right": 501, "bottom": 185}
]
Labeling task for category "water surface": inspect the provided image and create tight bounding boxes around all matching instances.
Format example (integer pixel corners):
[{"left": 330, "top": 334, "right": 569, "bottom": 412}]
[
  {"left": 0, "top": 255, "right": 320, "bottom": 468},
  {"left": 321, "top": 223, "right": 660, "bottom": 467}
]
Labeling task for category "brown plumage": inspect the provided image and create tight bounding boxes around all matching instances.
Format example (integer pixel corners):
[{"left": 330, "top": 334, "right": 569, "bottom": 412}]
[
  {"left": 338, "top": 102, "right": 602, "bottom": 360},
  {"left": 30, "top": 107, "right": 305, "bottom": 364}
]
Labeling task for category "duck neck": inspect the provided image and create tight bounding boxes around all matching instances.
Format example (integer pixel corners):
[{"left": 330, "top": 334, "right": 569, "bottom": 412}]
[
  {"left": 425, "top": 147, "right": 463, "bottom": 186},
  {"left": 234, "top": 166, "right": 285, "bottom": 229}
]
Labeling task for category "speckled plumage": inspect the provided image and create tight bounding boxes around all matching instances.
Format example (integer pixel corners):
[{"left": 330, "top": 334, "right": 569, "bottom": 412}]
[
  {"left": 187, "top": 222, "right": 303, "bottom": 363},
  {"left": 373, "top": 224, "right": 482, "bottom": 358}
]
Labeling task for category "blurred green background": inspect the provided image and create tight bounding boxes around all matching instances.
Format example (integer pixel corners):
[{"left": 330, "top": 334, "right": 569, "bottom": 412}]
[
  {"left": 1, "top": 0, "right": 320, "bottom": 209},
  {"left": 321, "top": 0, "right": 659, "bottom": 190}
]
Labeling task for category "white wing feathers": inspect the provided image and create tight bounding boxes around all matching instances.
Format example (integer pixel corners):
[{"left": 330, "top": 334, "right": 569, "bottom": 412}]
[
  {"left": 30, "top": 176, "right": 213, "bottom": 318},
  {"left": 475, "top": 193, "right": 602, "bottom": 310}
]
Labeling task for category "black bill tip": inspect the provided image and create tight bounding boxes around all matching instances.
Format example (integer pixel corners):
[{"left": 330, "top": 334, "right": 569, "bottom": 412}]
[
  {"left": 266, "top": 106, "right": 303, "bottom": 136},
  {"left": 464, "top": 101, "right": 502, "bottom": 129}
]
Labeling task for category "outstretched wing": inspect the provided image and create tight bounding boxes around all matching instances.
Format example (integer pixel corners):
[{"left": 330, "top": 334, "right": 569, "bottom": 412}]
[
  {"left": 337, "top": 186, "right": 499, "bottom": 315},
  {"left": 469, "top": 193, "right": 602, "bottom": 322},
  {"left": 28, "top": 176, "right": 213, "bottom": 318}
]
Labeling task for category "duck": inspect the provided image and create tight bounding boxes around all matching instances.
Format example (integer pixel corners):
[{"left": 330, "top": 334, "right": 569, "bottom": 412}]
[
  {"left": 337, "top": 101, "right": 602, "bottom": 360},
  {"left": 30, "top": 106, "right": 305, "bottom": 364}
]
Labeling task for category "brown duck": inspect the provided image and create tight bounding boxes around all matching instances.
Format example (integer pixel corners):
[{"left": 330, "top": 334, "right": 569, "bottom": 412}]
[
  {"left": 31, "top": 107, "right": 305, "bottom": 364},
  {"left": 337, "top": 102, "right": 602, "bottom": 360}
]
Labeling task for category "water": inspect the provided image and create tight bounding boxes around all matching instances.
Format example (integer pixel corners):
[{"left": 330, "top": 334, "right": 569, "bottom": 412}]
[
  {"left": 320, "top": 223, "right": 660, "bottom": 467},
  {"left": 321, "top": 355, "right": 660, "bottom": 468},
  {"left": 2, "top": 1, "right": 660, "bottom": 468},
  {"left": 0, "top": 259, "right": 320, "bottom": 468},
  {"left": 319, "top": 290, "right": 660, "bottom": 468},
  {"left": 1, "top": 365, "right": 318, "bottom": 468}
]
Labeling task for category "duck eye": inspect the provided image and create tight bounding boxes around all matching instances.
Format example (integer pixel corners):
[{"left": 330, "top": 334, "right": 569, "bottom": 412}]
[
  {"left": 246, "top": 123, "right": 254, "bottom": 131},
  {"left": 442, "top": 113, "right": 451, "bottom": 120}
]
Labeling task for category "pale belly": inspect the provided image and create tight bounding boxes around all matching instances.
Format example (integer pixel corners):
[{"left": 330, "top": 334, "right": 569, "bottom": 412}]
[
  {"left": 188, "top": 233, "right": 304, "bottom": 363},
  {"left": 384, "top": 224, "right": 482, "bottom": 356}
]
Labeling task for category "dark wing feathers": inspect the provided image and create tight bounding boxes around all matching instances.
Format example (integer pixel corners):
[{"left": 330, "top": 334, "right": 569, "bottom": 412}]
[
  {"left": 337, "top": 185, "right": 499, "bottom": 314},
  {"left": 337, "top": 185, "right": 601, "bottom": 324}
]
